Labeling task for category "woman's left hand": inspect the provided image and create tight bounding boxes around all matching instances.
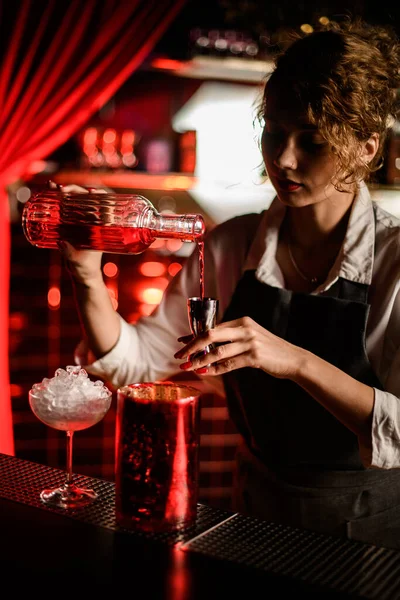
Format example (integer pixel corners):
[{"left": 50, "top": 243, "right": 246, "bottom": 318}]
[{"left": 174, "top": 316, "right": 306, "bottom": 379}]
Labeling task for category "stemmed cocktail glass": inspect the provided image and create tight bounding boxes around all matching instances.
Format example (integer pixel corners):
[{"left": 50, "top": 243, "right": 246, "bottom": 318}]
[{"left": 29, "top": 366, "right": 112, "bottom": 509}]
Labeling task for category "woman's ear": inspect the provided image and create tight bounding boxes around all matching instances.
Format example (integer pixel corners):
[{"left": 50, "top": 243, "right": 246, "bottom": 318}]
[{"left": 362, "top": 133, "right": 380, "bottom": 164}]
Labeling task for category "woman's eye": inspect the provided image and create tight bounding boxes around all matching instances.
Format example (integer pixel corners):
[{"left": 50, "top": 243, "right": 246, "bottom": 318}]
[
  {"left": 261, "top": 127, "right": 328, "bottom": 153},
  {"left": 262, "top": 130, "right": 284, "bottom": 143},
  {"left": 301, "top": 134, "right": 327, "bottom": 150}
]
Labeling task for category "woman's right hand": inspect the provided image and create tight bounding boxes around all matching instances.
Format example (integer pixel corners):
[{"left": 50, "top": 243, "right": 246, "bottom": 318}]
[
  {"left": 49, "top": 181, "right": 106, "bottom": 286},
  {"left": 58, "top": 241, "right": 103, "bottom": 287}
]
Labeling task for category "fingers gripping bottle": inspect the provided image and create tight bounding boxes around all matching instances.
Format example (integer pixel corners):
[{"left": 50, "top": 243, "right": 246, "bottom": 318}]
[{"left": 22, "top": 191, "right": 205, "bottom": 254}]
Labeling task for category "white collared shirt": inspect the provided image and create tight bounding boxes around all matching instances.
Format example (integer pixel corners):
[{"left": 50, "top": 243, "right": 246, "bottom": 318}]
[{"left": 78, "top": 183, "right": 400, "bottom": 470}]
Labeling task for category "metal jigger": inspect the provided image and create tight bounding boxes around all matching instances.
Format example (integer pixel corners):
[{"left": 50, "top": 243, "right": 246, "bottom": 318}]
[{"left": 187, "top": 297, "right": 219, "bottom": 365}]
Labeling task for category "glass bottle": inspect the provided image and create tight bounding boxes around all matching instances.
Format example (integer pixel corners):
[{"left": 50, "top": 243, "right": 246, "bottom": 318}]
[{"left": 22, "top": 191, "right": 205, "bottom": 255}]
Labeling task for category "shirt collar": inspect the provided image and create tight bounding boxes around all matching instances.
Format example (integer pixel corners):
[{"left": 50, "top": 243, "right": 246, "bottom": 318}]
[
  {"left": 338, "top": 182, "right": 375, "bottom": 285},
  {"left": 244, "top": 182, "right": 375, "bottom": 290}
]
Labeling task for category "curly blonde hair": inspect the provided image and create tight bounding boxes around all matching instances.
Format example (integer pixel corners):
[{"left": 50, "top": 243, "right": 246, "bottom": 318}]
[{"left": 259, "top": 18, "right": 400, "bottom": 188}]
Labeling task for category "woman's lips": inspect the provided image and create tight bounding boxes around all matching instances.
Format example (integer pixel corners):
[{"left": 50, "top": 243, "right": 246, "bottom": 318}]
[{"left": 276, "top": 178, "right": 302, "bottom": 191}]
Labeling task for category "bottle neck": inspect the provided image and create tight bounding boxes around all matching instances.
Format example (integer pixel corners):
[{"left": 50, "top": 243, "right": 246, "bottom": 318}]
[{"left": 143, "top": 208, "right": 205, "bottom": 243}]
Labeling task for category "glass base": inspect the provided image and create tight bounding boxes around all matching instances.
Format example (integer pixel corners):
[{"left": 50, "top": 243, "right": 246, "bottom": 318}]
[{"left": 40, "top": 483, "right": 98, "bottom": 509}]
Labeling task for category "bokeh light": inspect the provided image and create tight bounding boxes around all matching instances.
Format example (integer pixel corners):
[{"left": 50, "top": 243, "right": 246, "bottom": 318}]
[
  {"left": 141, "top": 287, "right": 164, "bottom": 305},
  {"left": 103, "top": 262, "right": 119, "bottom": 278},
  {"left": 166, "top": 239, "right": 183, "bottom": 253},
  {"left": 168, "top": 262, "right": 182, "bottom": 277},
  {"left": 47, "top": 286, "right": 60, "bottom": 310},
  {"left": 139, "top": 261, "right": 167, "bottom": 277},
  {"left": 150, "top": 239, "right": 166, "bottom": 250}
]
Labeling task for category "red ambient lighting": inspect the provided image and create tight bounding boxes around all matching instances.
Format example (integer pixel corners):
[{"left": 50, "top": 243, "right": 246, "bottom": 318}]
[
  {"left": 47, "top": 286, "right": 61, "bottom": 310},
  {"left": 103, "top": 262, "right": 119, "bottom": 278},
  {"left": 139, "top": 261, "right": 167, "bottom": 277}
]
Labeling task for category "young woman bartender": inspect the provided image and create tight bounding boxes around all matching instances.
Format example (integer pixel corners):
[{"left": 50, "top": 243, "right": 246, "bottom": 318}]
[{"left": 58, "top": 18, "right": 400, "bottom": 547}]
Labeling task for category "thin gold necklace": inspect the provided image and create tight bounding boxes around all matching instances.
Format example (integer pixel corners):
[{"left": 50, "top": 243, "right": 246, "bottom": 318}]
[{"left": 287, "top": 239, "right": 320, "bottom": 285}]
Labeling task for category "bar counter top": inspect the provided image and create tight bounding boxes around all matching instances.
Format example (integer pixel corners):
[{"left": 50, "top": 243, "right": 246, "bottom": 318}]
[{"left": 1, "top": 452, "right": 400, "bottom": 598}]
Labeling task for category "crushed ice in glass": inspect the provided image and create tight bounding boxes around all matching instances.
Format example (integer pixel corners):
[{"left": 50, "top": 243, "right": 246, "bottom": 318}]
[
  {"left": 30, "top": 366, "right": 112, "bottom": 431},
  {"left": 32, "top": 366, "right": 110, "bottom": 405}
]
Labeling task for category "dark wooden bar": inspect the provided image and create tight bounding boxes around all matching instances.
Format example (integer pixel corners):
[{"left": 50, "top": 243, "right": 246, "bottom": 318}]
[{"left": 1, "top": 452, "right": 399, "bottom": 598}]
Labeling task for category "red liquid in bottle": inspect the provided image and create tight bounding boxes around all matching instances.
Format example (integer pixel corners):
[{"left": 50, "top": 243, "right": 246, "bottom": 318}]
[
  {"left": 27, "top": 222, "right": 201, "bottom": 255},
  {"left": 22, "top": 192, "right": 206, "bottom": 255},
  {"left": 60, "top": 223, "right": 155, "bottom": 254}
]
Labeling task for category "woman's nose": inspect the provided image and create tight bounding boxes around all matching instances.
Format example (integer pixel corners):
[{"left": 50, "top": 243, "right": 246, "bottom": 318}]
[{"left": 273, "top": 139, "right": 298, "bottom": 171}]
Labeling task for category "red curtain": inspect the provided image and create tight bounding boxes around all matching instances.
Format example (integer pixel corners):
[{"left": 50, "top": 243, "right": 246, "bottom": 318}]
[{"left": 0, "top": 0, "right": 186, "bottom": 454}]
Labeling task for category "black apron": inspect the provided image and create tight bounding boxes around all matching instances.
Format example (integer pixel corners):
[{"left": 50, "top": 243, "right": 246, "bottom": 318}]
[{"left": 222, "top": 271, "right": 400, "bottom": 549}]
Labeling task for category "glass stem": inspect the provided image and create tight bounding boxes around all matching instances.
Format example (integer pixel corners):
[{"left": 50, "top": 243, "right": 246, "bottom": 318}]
[{"left": 66, "top": 430, "right": 74, "bottom": 486}]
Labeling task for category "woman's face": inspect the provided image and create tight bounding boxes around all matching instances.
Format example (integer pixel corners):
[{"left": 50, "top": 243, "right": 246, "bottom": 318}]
[{"left": 261, "top": 89, "right": 346, "bottom": 207}]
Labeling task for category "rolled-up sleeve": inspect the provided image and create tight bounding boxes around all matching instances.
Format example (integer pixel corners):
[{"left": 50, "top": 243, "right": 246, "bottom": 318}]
[
  {"left": 371, "top": 388, "right": 400, "bottom": 469},
  {"left": 75, "top": 316, "right": 143, "bottom": 389}
]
